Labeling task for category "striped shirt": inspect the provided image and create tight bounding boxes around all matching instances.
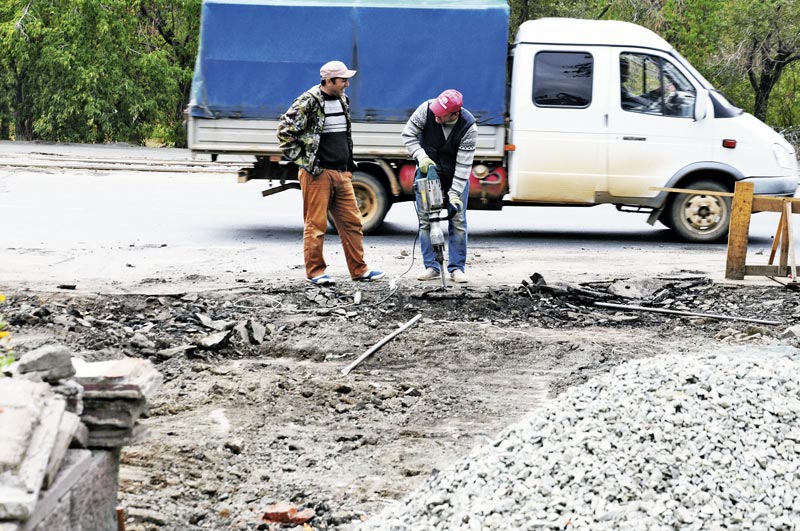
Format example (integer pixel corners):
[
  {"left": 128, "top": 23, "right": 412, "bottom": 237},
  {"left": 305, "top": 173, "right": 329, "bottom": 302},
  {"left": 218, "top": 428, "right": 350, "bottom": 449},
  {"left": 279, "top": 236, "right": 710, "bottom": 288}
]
[{"left": 317, "top": 94, "right": 350, "bottom": 169}]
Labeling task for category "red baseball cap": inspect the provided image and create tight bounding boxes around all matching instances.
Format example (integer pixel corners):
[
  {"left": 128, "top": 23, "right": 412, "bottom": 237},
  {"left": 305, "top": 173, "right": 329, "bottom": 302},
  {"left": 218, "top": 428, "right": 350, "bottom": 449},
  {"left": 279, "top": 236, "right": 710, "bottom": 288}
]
[{"left": 430, "top": 89, "right": 463, "bottom": 117}]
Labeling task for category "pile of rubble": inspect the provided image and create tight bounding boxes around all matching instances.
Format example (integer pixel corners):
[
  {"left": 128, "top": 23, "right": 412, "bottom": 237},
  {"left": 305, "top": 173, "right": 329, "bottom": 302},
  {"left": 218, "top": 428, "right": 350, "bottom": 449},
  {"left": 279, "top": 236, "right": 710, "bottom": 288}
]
[
  {"left": 4, "top": 277, "right": 800, "bottom": 365},
  {"left": 0, "top": 345, "right": 161, "bottom": 530},
  {"left": 365, "top": 345, "right": 800, "bottom": 530}
]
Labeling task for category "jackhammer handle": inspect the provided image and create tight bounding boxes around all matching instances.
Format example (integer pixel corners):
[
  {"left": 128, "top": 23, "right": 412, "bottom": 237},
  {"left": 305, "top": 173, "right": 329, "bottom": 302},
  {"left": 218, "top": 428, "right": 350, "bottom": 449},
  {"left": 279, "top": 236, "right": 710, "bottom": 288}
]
[{"left": 429, "top": 210, "right": 456, "bottom": 223}]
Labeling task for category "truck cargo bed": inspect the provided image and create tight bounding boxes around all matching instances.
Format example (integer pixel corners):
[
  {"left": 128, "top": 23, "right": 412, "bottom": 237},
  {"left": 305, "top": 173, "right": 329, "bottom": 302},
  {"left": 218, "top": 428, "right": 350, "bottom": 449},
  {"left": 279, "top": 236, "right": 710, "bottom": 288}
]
[{"left": 188, "top": 118, "right": 505, "bottom": 160}]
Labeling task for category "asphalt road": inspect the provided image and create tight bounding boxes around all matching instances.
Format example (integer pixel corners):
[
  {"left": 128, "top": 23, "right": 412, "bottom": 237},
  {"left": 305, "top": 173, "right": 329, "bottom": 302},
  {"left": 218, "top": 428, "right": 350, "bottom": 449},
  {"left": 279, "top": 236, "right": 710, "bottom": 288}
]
[{"left": 0, "top": 141, "right": 793, "bottom": 293}]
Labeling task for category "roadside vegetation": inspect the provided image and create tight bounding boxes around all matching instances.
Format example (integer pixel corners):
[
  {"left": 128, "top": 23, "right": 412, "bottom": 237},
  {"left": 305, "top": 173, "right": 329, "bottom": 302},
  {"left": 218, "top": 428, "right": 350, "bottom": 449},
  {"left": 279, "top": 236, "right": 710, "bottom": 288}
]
[
  {"left": 1, "top": 0, "right": 799, "bottom": 149},
  {"left": 0, "top": 1, "right": 199, "bottom": 147},
  {"left": 0, "top": 294, "right": 13, "bottom": 368}
]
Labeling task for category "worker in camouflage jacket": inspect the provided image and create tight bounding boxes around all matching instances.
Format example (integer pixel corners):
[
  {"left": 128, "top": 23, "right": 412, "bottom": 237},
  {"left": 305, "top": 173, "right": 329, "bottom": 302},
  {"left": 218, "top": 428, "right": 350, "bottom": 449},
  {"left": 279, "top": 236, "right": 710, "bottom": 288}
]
[{"left": 277, "top": 60, "right": 383, "bottom": 285}]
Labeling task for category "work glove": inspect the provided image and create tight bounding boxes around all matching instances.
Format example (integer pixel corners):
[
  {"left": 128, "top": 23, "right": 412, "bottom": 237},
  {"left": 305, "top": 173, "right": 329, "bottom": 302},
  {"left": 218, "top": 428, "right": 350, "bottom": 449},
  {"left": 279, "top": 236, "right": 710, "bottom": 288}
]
[
  {"left": 447, "top": 193, "right": 463, "bottom": 216},
  {"left": 418, "top": 156, "right": 435, "bottom": 174}
]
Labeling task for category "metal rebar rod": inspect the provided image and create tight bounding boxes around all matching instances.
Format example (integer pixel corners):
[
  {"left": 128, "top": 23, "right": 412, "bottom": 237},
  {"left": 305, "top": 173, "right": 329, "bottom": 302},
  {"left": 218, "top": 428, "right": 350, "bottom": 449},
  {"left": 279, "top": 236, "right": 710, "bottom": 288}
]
[
  {"left": 593, "top": 302, "right": 781, "bottom": 326},
  {"left": 341, "top": 313, "right": 423, "bottom": 376}
]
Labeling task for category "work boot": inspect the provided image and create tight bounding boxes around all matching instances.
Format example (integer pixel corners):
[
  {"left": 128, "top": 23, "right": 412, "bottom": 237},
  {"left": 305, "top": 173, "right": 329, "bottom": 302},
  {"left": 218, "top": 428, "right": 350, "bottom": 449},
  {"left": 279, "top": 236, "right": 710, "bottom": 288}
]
[
  {"left": 417, "top": 267, "right": 440, "bottom": 281},
  {"left": 450, "top": 269, "right": 468, "bottom": 283}
]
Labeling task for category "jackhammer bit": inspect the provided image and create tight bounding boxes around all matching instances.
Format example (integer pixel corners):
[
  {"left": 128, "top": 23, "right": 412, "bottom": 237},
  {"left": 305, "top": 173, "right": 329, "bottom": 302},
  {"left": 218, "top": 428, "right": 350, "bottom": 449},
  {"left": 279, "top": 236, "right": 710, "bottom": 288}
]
[{"left": 415, "top": 166, "right": 452, "bottom": 290}]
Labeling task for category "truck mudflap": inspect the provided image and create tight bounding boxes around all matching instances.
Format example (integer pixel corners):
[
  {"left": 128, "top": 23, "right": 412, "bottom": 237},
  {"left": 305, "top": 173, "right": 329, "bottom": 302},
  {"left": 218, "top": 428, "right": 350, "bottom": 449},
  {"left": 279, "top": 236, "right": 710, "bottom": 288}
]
[{"left": 397, "top": 163, "right": 508, "bottom": 210}]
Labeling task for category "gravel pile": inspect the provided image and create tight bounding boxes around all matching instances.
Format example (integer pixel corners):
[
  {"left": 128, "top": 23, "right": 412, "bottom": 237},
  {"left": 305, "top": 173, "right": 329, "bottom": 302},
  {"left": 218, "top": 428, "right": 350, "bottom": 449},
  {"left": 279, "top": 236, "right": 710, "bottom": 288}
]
[{"left": 364, "top": 346, "right": 800, "bottom": 531}]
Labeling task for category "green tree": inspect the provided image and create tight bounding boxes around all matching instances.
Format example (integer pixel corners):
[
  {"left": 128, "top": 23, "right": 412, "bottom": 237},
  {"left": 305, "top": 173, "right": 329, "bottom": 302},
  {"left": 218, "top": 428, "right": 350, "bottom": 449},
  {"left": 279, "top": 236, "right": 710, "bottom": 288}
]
[
  {"left": 136, "top": 1, "right": 202, "bottom": 147},
  {"left": 590, "top": 0, "right": 800, "bottom": 123},
  {"left": 0, "top": 1, "right": 44, "bottom": 140},
  {"left": 0, "top": 0, "right": 200, "bottom": 145},
  {"left": 714, "top": 0, "right": 800, "bottom": 122}
]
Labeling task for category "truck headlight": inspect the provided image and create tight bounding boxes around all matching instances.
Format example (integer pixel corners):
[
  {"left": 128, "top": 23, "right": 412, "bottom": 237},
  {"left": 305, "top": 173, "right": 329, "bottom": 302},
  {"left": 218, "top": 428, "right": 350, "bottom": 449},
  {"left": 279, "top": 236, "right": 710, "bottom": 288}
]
[{"left": 773, "top": 143, "right": 796, "bottom": 170}]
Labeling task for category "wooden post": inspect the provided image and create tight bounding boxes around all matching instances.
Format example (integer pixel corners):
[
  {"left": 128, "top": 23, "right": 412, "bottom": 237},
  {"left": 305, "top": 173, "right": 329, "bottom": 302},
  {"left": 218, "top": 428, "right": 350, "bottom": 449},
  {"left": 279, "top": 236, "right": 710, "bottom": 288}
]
[
  {"left": 780, "top": 200, "right": 791, "bottom": 269},
  {"left": 725, "top": 181, "right": 755, "bottom": 280},
  {"left": 786, "top": 201, "right": 798, "bottom": 280}
]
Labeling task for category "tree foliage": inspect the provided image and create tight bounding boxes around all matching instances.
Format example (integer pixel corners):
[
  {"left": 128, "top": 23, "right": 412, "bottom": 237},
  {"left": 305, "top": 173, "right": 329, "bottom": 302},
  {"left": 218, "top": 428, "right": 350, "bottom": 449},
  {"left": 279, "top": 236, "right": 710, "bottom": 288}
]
[
  {"left": 0, "top": 0, "right": 199, "bottom": 146},
  {"left": 508, "top": 0, "right": 800, "bottom": 128},
  {"left": 1, "top": 1, "right": 799, "bottom": 145}
]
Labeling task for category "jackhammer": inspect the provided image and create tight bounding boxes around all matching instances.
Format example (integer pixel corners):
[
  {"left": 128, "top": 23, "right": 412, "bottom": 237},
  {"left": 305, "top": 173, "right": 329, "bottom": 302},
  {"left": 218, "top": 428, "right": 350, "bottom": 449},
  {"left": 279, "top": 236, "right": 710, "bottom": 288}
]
[{"left": 414, "top": 165, "right": 455, "bottom": 290}]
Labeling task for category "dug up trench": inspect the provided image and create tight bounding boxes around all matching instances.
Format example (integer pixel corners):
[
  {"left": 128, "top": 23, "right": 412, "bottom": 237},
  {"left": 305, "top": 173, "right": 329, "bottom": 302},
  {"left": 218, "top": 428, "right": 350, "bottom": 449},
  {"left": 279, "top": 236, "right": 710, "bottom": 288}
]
[{"left": 3, "top": 274, "right": 800, "bottom": 530}]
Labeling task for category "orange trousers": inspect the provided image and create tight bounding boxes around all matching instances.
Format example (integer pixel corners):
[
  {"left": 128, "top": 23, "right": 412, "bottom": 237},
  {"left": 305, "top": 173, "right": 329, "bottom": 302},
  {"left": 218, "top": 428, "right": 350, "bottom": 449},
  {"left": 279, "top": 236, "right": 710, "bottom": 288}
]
[{"left": 298, "top": 168, "right": 368, "bottom": 279}]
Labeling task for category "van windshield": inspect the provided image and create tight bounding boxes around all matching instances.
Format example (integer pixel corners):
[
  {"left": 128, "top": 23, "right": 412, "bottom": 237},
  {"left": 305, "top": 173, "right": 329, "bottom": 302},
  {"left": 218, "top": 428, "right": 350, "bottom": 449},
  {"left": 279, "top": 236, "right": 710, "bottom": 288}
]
[
  {"left": 670, "top": 50, "right": 712, "bottom": 89},
  {"left": 670, "top": 49, "right": 743, "bottom": 117}
]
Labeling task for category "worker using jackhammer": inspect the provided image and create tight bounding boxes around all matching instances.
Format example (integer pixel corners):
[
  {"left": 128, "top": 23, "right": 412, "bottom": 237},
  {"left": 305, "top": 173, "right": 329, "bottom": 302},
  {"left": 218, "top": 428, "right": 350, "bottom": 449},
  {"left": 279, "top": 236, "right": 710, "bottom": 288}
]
[{"left": 402, "top": 89, "right": 478, "bottom": 283}]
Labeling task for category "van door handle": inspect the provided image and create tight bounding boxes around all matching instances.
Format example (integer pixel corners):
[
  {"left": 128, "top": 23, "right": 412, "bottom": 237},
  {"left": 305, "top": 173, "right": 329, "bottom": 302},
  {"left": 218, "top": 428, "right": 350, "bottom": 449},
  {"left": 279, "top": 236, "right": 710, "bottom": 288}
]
[
  {"left": 623, "top": 136, "right": 647, "bottom": 141},
  {"left": 604, "top": 113, "right": 608, "bottom": 127}
]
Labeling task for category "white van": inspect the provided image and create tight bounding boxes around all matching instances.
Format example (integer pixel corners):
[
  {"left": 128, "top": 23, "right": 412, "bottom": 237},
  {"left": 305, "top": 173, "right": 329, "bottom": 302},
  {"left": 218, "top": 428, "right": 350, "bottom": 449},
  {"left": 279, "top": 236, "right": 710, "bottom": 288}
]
[{"left": 508, "top": 18, "right": 798, "bottom": 241}]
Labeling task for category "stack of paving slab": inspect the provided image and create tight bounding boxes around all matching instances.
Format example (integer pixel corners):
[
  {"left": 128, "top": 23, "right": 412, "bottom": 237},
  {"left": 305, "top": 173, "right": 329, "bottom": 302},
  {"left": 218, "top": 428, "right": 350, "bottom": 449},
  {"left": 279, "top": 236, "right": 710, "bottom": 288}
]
[
  {"left": 71, "top": 356, "right": 162, "bottom": 448},
  {"left": 0, "top": 345, "right": 161, "bottom": 530}
]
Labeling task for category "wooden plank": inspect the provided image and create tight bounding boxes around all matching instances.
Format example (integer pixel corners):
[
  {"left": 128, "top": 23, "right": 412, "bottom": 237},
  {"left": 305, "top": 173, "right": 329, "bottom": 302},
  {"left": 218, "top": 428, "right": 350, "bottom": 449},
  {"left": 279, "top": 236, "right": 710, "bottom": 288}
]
[
  {"left": 651, "top": 187, "right": 800, "bottom": 213},
  {"left": 725, "top": 181, "right": 755, "bottom": 280},
  {"left": 745, "top": 265, "right": 789, "bottom": 276},
  {"left": 752, "top": 196, "right": 800, "bottom": 213},
  {"left": 769, "top": 209, "right": 786, "bottom": 265}
]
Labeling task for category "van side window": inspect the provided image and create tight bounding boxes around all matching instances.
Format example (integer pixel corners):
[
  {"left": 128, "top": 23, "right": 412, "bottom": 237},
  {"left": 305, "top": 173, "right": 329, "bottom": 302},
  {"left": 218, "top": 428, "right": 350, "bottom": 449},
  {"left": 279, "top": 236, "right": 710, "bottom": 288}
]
[
  {"left": 532, "top": 52, "right": 593, "bottom": 108},
  {"left": 620, "top": 53, "right": 696, "bottom": 117}
]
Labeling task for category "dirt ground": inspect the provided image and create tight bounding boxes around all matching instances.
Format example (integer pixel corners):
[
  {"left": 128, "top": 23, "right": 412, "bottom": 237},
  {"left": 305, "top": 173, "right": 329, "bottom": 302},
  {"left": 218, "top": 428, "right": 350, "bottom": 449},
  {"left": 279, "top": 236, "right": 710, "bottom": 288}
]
[{"left": 3, "top": 274, "right": 800, "bottom": 530}]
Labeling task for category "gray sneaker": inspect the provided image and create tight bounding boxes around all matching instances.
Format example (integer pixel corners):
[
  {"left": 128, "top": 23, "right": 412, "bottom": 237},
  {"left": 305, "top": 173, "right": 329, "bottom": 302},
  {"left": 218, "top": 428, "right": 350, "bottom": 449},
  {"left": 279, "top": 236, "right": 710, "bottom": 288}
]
[
  {"left": 417, "top": 267, "right": 440, "bottom": 281},
  {"left": 450, "top": 269, "right": 468, "bottom": 283}
]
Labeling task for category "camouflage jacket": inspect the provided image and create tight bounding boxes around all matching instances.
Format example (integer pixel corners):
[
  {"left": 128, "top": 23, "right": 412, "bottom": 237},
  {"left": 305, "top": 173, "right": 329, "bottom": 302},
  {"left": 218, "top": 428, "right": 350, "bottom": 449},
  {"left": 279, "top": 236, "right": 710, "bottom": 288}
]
[{"left": 277, "top": 85, "right": 357, "bottom": 176}]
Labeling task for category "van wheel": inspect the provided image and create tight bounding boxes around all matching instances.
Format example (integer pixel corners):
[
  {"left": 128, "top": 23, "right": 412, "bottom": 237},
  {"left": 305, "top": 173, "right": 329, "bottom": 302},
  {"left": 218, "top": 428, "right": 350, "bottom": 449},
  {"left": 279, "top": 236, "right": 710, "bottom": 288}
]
[
  {"left": 666, "top": 180, "right": 731, "bottom": 242},
  {"left": 327, "top": 171, "right": 389, "bottom": 235}
]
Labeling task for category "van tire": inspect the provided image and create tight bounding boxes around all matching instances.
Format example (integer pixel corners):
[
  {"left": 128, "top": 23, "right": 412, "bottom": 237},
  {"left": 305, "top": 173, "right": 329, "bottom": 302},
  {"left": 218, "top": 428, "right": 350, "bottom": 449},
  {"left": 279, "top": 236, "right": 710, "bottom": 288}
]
[
  {"left": 327, "top": 171, "right": 389, "bottom": 235},
  {"left": 666, "top": 180, "right": 731, "bottom": 242}
]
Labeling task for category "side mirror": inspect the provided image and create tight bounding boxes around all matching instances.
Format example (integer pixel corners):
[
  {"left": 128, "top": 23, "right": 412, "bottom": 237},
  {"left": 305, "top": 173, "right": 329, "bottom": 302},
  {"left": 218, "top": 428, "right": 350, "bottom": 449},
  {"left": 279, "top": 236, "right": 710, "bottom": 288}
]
[{"left": 694, "top": 88, "right": 710, "bottom": 121}]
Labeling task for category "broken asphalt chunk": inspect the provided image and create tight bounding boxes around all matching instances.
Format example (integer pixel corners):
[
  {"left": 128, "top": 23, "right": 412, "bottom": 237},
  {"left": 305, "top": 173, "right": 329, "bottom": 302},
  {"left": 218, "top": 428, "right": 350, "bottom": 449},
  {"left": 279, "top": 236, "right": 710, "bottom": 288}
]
[
  {"left": 250, "top": 321, "right": 267, "bottom": 344},
  {"left": 195, "top": 313, "right": 235, "bottom": 332},
  {"left": 608, "top": 278, "right": 668, "bottom": 299},
  {"left": 156, "top": 344, "right": 196, "bottom": 359},
  {"left": 17, "top": 344, "right": 76, "bottom": 382},
  {"left": 233, "top": 320, "right": 250, "bottom": 344},
  {"left": 196, "top": 330, "right": 232, "bottom": 350}
]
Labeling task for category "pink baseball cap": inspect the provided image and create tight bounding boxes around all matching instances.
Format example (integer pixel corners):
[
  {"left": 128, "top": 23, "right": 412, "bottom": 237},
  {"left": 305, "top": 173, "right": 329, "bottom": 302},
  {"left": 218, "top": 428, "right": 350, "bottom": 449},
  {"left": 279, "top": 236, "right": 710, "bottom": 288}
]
[
  {"left": 429, "top": 89, "right": 463, "bottom": 117},
  {"left": 320, "top": 60, "right": 357, "bottom": 80}
]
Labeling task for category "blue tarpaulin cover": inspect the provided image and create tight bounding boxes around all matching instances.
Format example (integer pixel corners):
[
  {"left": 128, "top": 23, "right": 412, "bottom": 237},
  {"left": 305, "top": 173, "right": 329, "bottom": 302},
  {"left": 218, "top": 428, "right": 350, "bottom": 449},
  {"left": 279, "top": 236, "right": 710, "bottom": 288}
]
[{"left": 190, "top": 0, "right": 509, "bottom": 125}]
